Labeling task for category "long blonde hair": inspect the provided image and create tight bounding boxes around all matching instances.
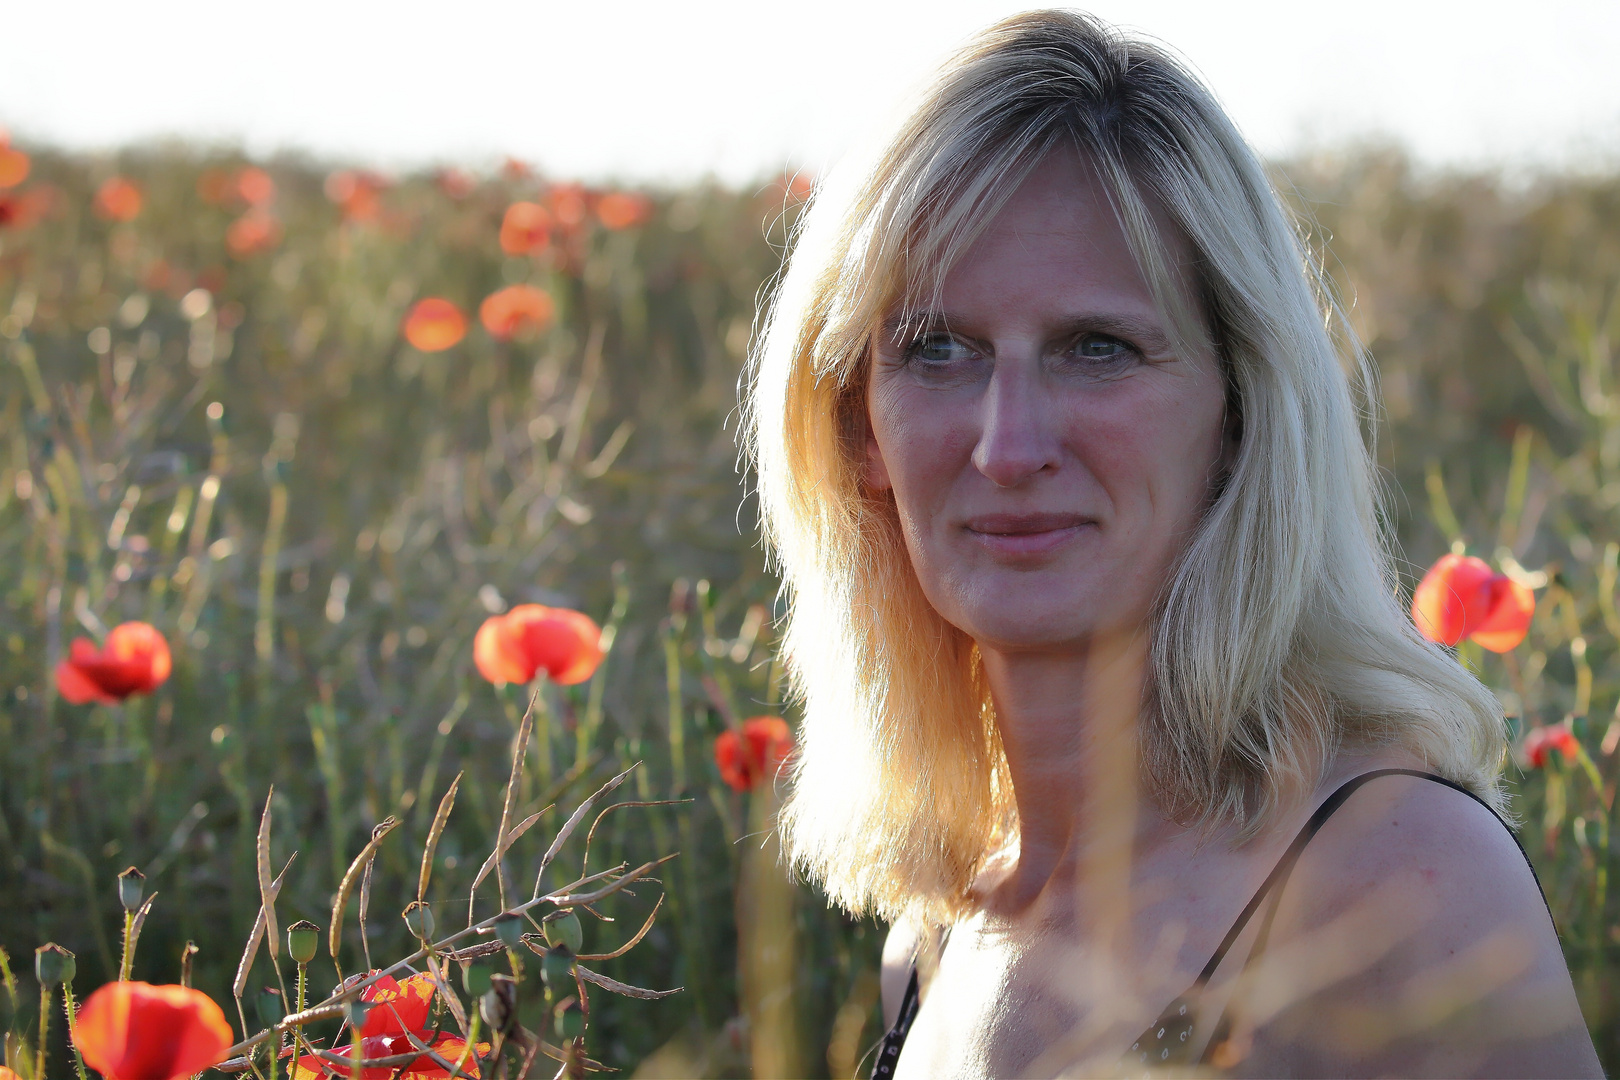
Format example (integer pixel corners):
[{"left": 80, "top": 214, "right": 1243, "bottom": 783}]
[{"left": 743, "top": 9, "right": 1507, "bottom": 923}]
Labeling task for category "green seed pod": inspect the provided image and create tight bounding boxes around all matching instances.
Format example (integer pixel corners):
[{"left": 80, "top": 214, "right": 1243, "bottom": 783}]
[
  {"left": 492, "top": 912, "right": 524, "bottom": 950},
  {"left": 555, "top": 998, "right": 584, "bottom": 1040},
  {"left": 461, "top": 960, "right": 493, "bottom": 998},
  {"left": 401, "top": 901, "right": 436, "bottom": 942},
  {"left": 543, "top": 910, "right": 583, "bottom": 954},
  {"left": 286, "top": 920, "right": 320, "bottom": 966},
  {"left": 117, "top": 866, "right": 146, "bottom": 912},
  {"left": 540, "top": 945, "right": 576, "bottom": 996},
  {"left": 34, "top": 943, "right": 76, "bottom": 988},
  {"left": 257, "top": 986, "right": 284, "bottom": 1028}
]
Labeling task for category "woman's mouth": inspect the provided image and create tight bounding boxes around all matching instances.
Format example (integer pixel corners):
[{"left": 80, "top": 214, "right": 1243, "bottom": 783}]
[{"left": 963, "top": 513, "right": 1095, "bottom": 557}]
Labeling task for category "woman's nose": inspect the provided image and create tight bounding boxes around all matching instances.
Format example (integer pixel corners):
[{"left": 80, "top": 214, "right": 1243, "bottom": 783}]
[{"left": 971, "top": 362, "right": 1060, "bottom": 487}]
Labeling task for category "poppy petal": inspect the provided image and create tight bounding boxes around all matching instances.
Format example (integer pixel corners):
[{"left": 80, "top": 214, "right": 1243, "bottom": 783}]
[
  {"left": 1411, "top": 553, "right": 1496, "bottom": 646},
  {"left": 1469, "top": 576, "right": 1535, "bottom": 653}
]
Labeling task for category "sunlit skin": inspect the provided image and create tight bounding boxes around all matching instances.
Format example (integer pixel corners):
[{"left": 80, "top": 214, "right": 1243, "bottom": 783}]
[{"left": 870, "top": 151, "right": 1600, "bottom": 1077}]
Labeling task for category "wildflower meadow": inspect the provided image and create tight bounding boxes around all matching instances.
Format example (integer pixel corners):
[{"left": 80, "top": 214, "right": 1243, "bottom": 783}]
[{"left": 3, "top": 133, "right": 1620, "bottom": 1076}]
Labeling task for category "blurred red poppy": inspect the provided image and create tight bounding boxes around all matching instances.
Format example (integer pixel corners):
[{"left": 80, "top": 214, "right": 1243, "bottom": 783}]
[
  {"left": 325, "top": 170, "right": 387, "bottom": 222},
  {"left": 474, "top": 604, "right": 603, "bottom": 686},
  {"left": 0, "top": 186, "right": 55, "bottom": 230},
  {"left": 501, "top": 157, "right": 533, "bottom": 182},
  {"left": 595, "top": 192, "right": 651, "bottom": 231},
  {"left": 480, "top": 284, "right": 554, "bottom": 341},
  {"left": 226, "top": 211, "right": 282, "bottom": 258},
  {"left": 547, "top": 183, "right": 589, "bottom": 230},
  {"left": 196, "top": 168, "right": 233, "bottom": 205},
  {"left": 1523, "top": 724, "right": 1579, "bottom": 769},
  {"left": 56, "top": 622, "right": 172, "bottom": 705},
  {"left": 1411, "top": 553, "right": 1535, "bottom": 653},
  {"left": 714, "top": 716, "right": 794, "bottom": 792},
  {"left": 236, "top": 166, "right": 275, "bottom": 206},
  {"left": 74, "top": 981, "right": 233, "bottom": 1080},
  {"left": 291, "top": 973, "right": 487, "bottom": 1079},
  {"left": 0, "top": 141, "right": 30, "bottom": 189},
  {"left": 436, "top": 167, "right": 476, "bottom": 200},
  {"left": 499, "top": 201, "right": 551, "bottom": 255},
  {"left": 95, "top": 177, "right": 143, "bottom": 222},
  {"left": 402, "top": 298, "right": 467, "bottom": 352}
]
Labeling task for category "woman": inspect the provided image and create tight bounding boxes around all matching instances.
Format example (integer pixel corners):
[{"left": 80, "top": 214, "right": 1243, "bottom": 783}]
[{"left": 744, "top": 9, "right": 1600, "bottom": 1078}]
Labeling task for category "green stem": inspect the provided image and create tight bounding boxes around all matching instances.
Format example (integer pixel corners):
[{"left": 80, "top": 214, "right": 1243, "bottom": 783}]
[
  {"left": 119, "top": 911, "right": 135, "bottom": 982},
  {"left": 291, "top": 964, "right": 306, "bottom": 1080},
  {"left": 63, "top": 984, "right": 90, "bottom": 1080},
  {"left": 36, "top": 985, "right": 50, "bottom": 1080}
]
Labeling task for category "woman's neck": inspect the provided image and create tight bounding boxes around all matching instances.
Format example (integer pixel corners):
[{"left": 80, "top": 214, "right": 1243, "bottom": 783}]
[{"left": 978, "top": 627, "right": 1174, "bottom": 917}]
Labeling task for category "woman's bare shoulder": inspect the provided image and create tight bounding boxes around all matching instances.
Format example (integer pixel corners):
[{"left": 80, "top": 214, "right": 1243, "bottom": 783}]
[{"left": 1245, "top": 770, "right": 1601, "bottom": 1076}]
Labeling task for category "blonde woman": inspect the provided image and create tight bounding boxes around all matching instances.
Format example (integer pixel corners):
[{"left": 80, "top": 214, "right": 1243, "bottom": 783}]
[{"left": 744, "top": 9, "right": 1600, "bottom": 1077}]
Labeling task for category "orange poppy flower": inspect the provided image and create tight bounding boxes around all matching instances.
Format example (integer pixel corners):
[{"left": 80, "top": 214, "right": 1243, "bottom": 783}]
[
  {"left": 325, "top": 170, "right": 386, "bottom": 222},
  {"left": 0, "top": 186, "right": 54, "bottom": 230},
  {"left": 0, "top": 1066, "right": 19, "bottom": 1080},
  {"left": 402, "top": 298, "right": 467, "bottom": 352},
  {"left": 56, "top": 622, "right": 172, "bottom": 705},
  {"left": 499, "top": 201, "right": 551, "bottom": 256},
  {"left": 595, "top": 192, "right": 651, "bottom": 231},
  {"left": 435, "top": 168, "right": 476, "bottom": 200},
  {"left": 196, "top": 168, "right": 233, "bottom": 205},
  {"left": 714, "top": 716, "right": 794, "bottom": 792},
  {"left": 236, "top": 166, "right": 275, "bottom": 206},
  {"left": 0, "top": 144, "right": 29, "bottom": 189},
  {"left": 480, "top": 284, "right": 555, "bottom": 341},
  {"left": 474, "top": 604, "right": 603, "bottom": 686},
  {"left": 73, "top": 981, "right": 233, "bottom": 1080},
  {"left": 95, "top": 177, "right": 143, "bottom": 222},
  {"left": 1411, "top": 553, "right": 1535, "bottom": 653},
  {"left": 1523, "top": 724, "right": 1579, "bottom": 769},
  {"left": 290, "top": 973, "right": 489, "bottom": 1079},
  {"left": 547, "top": 183, "right": 589, "bottom": 230},
  {"left": 226, "top": 211, "right": 283, "bottom": 257}
]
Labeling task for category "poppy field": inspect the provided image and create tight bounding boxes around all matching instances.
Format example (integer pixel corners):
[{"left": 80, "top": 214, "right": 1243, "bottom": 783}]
[{"left": 3, "top": 133, "right": 1620, "bottom": 1076}]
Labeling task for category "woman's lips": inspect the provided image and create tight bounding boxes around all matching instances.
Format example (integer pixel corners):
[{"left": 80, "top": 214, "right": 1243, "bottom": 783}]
[{"left": 963, "top": 513, "right": 1095, "bottom": 557}]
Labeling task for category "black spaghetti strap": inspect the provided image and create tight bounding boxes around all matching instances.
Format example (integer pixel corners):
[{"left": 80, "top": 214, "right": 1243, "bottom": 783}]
[{"left": 869, "top": 966, "right": 921, "bottom": 1080}]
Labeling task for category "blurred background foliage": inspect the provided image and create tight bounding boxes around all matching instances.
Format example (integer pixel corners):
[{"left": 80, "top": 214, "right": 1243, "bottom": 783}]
[{"left": 3, "top": 142, "right": 1620, "bottom": 1075}]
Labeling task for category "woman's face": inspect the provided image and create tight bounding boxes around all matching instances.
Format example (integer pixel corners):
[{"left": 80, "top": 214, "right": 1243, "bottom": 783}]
[{"left": 865, "top": 150, "right": 1229, "bottom": 652}]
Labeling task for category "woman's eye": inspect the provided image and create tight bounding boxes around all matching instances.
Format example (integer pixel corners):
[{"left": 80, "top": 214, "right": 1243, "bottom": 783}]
[
  {"left": 906, "top": 333, "right": 975, "bottom": 366},
  {"left": 1073, "top": 334, "right": 1133, "bottom": 360}
]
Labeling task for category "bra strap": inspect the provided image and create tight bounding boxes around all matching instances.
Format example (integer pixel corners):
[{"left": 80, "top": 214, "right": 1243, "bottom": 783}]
[{"left": 1193, "top": 767, "right": 1553, "bottom": 990}]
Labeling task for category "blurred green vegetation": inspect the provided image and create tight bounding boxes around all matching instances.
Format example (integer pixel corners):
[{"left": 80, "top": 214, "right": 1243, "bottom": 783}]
[{"left": 2, "top": 142, "right": 1620, "bottom": 1075}]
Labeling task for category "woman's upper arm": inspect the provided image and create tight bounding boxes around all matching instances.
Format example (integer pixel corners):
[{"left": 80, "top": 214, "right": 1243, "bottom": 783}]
[
  {"left": 1244, "top": 776, "right": 1602, "bottom": 1077},
  {"left": 880, "top": 915, "right": 922, "bottom": 1030}
]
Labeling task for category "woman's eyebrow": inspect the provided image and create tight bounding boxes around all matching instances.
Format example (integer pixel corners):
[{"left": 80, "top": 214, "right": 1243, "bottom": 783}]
[{"left": 879, "top": 311, "right": 1177, "bottom": 353}]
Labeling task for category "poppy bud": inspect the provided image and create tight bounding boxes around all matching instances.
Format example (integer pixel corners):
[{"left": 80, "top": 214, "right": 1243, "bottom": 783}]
[
  {"left": 543, "top": 910, "right": 584, "bottom": 954},
  {"left": 402, "top": 901, "right": 436, "bottom": 942},
  {"left": 461, "top": 960, "right": 493, "bottom": 998},
  {"left": 480, "top": 974, "right": 517, "bottom": 1037},
  {"left": 493, "top": 912, "right": 524, "bottom": 950},
  {"left": 555, "top": 997, "right": 584, "bottom": 1040},
  {"left": 286, "top": 920, "right": 319, "bottom": 965},
  {"left": 117, "top": 866, "right": 146, "bottom": 912},
  {"left": 35, "top": 943, "right": 76, "bottom": 988},
  {"left": 257, "top": 986, "right": 284, "bottom": 1028},
  {"left": 540, "top": 944, "right": 576, "bottom": 998}
]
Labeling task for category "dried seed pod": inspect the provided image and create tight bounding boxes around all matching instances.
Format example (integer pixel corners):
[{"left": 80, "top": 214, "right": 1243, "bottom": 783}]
[
  {"left": 286, "top": 920, "right": 320, "bottom": 965},
  {"left": 480, "top": 973, "right": 518, "bottom": 1037},
  {"left": 117, "top": 866, "right": 146, "bottom": 912},
  {"left": 402, "top": 901, "right": 436, "bottom": 942},
  {"left": 35, "top": 943, "right": 75, "bottom": 988}
]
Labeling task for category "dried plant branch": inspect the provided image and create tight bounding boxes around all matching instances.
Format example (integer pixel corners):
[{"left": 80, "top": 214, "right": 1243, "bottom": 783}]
[
  {"left": 577, "top": 894, "right": 663, "bottom": 962},
  {"left": 233, "top": 854, "right": 297, "bottom": 1004},
  {"left": 576, "top": 966, "right": 682, "bottom": 1000},
  {"left": 545, "top": 854, "right": 677, "bottom": 906},
  {"left": 255, "top": 788, "right": 279, "bottom": 962},
  {"left": 581, "top": 800, "right": 688, "bottom": 877},
  {"left": 531, "top": 763, "right": 638, "bottom": 899},
  {"left": 328, "top": 817, "right": 399, "bottom": 978},
  {"left": 420, "top": 771, "right": 462, "bottom": 904},
  {"left": 470, "top": 808, "right": 549, "bottom": 928},
  {"left": 492, "top": 691, "right": 538, "bottom": 912}
]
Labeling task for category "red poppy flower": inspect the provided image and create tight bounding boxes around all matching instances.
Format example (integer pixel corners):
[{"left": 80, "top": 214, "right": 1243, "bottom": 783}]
[
  {"left": 325, "top": 170, "right": 387, "bottom": 222},
  {"left": 499, "top": 201, "right": 551, "bottom": 256},
  {"left": 547, "top": 183, "right": 589, "bottom": 230},
  {"left": 235, "top": 166, "right": 275, "bottom": 206},
  {"left": 595, "top": 192, "right": 651, "bottom": 231},
  {"left": 0, "top": 144, "right": 29, "bottom": 189},
  {"left": 473, "top": 604, "right": 603, "bottom": 686},
  {"left": 226, "top": 211, "right": 283, "bottom": 257},
  {"left": 1523, "top": 724, "right": 1579, "bottom": 769},
  {"left": 0, "top": 186, "right": 54, "bottom": 230},
  {"left": 714, "top": 716, "right": 795, "bottom": 792},
  {"left": 479, "top": 284, "right": 555, "bottom": 341},
  {"left": 402, "top": 298, "right": 467, "bottom": 352},
  {"left": 56, "top": 622, "right": 172, "bottom": 705},
  {"left": 435, "top": 168, "right": 476, "bottom": 200},
  {"left": 95, "top": 177, "right": 143, "bottom": 222},
  {"left": 1411, "top": 553, "right": 1535, "bottom": 653},
  {"left": 73, "top": 981, "right": 233, "bottom": 1080},
  {"left": 290, "top": 973, "right": 489, "bottom": 1079},
  {"left": 196, "top": 168, "right": 233, "bottom": 205}
]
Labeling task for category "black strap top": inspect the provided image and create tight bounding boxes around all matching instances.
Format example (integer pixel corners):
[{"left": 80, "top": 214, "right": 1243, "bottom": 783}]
[{"left": 869, "top": 769, "right": 1553, "bottom": 1078}]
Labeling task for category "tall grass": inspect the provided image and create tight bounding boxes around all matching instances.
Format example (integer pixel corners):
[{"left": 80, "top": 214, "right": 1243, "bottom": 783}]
[{"left": 1, "top": 142, "right": 1619, "bottom": 1073}]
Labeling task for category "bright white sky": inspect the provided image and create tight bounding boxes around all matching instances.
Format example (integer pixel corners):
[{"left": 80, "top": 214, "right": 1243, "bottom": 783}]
[{"left": 4, "top": 0, "right": 1618, "bottom": 185}]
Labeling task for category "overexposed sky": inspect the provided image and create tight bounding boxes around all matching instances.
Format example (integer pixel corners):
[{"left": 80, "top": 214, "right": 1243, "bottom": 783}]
[{"left": 4, "top": 0, "right": 1618, "bottom": 184}]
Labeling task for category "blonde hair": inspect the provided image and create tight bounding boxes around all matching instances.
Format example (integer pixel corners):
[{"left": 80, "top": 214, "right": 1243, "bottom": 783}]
[{"left": 744, "top": 9, "right": 1507, "bottom": 923}]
